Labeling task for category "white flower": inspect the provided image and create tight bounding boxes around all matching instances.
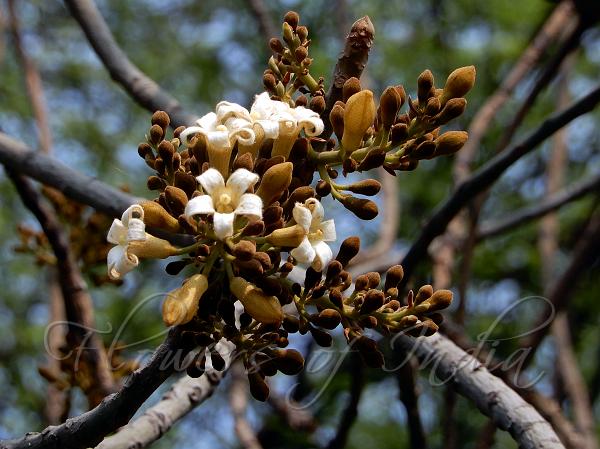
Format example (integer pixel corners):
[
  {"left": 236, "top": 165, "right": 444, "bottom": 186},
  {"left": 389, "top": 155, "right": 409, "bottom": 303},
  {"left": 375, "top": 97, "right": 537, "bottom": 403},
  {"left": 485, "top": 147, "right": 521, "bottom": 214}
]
[
  {"left": 250, "top": 92, "right": 324, "bottom": 159},
  {"left": 184, "top": 168, "right": 262, "bottom": 240},
  {"left": 107, "top": 205, "right": 146, "bottom": 280},
  {"left": 290, "top": 198, "right": 336, "bottom": 271},
  {"left": 179, "top": 110, "right": 255, "bottom": 149}
]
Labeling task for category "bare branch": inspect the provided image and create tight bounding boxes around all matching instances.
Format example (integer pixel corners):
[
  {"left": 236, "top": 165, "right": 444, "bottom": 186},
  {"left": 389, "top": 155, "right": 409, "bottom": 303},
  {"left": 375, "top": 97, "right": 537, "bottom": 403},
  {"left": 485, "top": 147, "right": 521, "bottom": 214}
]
[
  {"left": 0, "top": 328, "right": 192, "bottom": 449},
  {"left": 230, "top": 362, "right": 263, "bottom": 449},
  {"left": 395, "top": 355, "right": 427, "bottom": 449},
  {"left": 393, "top": 333, "right": 566, "bottom": 449},
  {"left": 96, "top": 343, "right": 231, "bottom": 449},
  {"left": 245, "top": 0, "right": 277, "bottom": 44},
  {"left": 476, "top": 172, "right": 600, "bottom": 240},
  {"left": 63, "top": 0, "right": 197, "bottom": 128},
  {"left": 320, "top": 16, "right": 375, "bottom": 143},
  {"left": 398, "top": 83, "right": 600, "bottom": 290},
  {"left": 7, "top": 172, "right": 115, "bottom": 402},
  {"left": 267, "top": 392, "right": 317, "bottom": 433}
]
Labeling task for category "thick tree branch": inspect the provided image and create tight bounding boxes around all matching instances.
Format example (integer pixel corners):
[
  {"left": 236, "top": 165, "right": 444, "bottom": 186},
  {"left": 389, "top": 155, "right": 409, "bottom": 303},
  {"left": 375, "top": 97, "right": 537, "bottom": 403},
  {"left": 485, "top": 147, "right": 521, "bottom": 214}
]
[
  {"left": 96, "top": 343, "right": 231, "bottom": 449},
  {"left": 476, "top": 172, "right": 600, "bottom": 240},
  {"left": 393, "top": 333, "right": 565, "bottom": 449},
  {"left": 398, "top": 83, "right": 600, "bottom": 290},
  {"left": 63, "top": 0, "right": 196, "bottom": 128},
  {"left": 0, "top": 328, "right": 192, "bottom": 449},
  {"left": 8, "top": 173, "right": 115, "bottom": 403},
  {"left": 320, "top": 16, "right": 374, "bottom": 143}
]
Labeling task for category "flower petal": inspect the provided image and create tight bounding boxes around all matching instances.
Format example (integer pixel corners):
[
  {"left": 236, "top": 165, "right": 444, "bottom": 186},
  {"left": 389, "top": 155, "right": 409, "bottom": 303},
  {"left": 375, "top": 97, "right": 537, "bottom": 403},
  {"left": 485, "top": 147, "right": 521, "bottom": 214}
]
[
  {"left": 306, "top": 198, "right": 324, "bottom": 222},
  {"left": 254, "top": 119, "right": 280, "bottom": 139},
  {"left": 290, "top": 237, "right": 316, "bottom": 265},
  {"left": 179, "top": 126, "right": 205, "bottom": 145},
  {"left": 213, "top": 212, "right": 235, "bottom": 240},
  {"left": 235, "top": 194, "right": 262, "bottom": 220},
  {"left": 225, "top": 118, "right": 255, "bottom": 146},
  {"left": 226, "top": 168, "right": 259, "bottom": 198},
  {"left": 107, "top": 245, "right": 139, "bottom": 280},
  {"left": 293, "top": 106, "right": 324, "bottom": 137},
  {"left": 292, "top": 203, "right": 312, "bottom": 232},
  {"left": 197, "top": 168, "right": 225, "bottom": 195},
  {"left": 107, "top": 219, "right": 127, "bottom": 245},
  {"left": 197, "top": 112, "right": 219, "bottom": 131},
  {"left": 216, "top": 101, "right": 251, "bottom": 122},
  {"left": 312, "top": 241, "right": 333, "bottom": 272},
  {"left": 185, "top": 195, "right": 215, "bottom": 218},
  {"left": 319, "top": 219, "right": 337, "bottom": 242},
  {"left": 250, "top": 92, "right": 277, "bottom": 119},
  {"left": 206, "top": 128, "right": 231, "bottom": 149}
]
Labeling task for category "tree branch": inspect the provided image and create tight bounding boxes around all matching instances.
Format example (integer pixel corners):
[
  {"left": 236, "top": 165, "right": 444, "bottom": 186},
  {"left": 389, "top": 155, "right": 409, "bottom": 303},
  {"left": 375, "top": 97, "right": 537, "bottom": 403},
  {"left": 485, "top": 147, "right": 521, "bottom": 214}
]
[
  {"left": 395, "top": 354, "right": 427, "bottom": 449},
  {"left": 230, "top": 362, "right": 263, "bottom": 449},
  {"left": 245, "top": 0, "right": 277, "bottom": 44},
  {"left": 476, "top": 172, "right": 600, "bottom": 240},
  {"left": 63, "top": 0, "right": 197, "bottom": 128},
  {"left": 96, "top": 342, "right": 232, "bottom": 449},
  {"left": 398, "top": 83, "right": 600, "bottom": 290},
  {"left": 0, "top": 328, "right": 192, "bottom": 449},
  {"left": 392, "top": 333, "right": 566, "bottom": 449}
]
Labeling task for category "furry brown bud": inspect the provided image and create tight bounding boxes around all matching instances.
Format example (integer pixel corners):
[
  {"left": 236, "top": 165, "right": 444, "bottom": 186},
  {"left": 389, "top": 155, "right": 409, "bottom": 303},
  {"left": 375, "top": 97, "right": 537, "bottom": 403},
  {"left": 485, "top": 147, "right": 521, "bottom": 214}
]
[
  {"left": 361, "top": 289, "right": 385, "bottom": 314},
  {"left": 151, "top": 110, "right": 170, "bottom": 129},
  {"left": 440, "top": 66, "right": 476, "bottom": 105},
  {"left": 340, "top": 196, "right": 378, "bottom": 220},
  {"left": 380, "top": 86, "right": 402, "bottom": 129},
  {"left": 342, "top": 77, "right": 362, "bottom": 102},
  {"left": 335, "top": 236, "right": 361, "bottom": 267},
  {"left": 384, "top": 265, "right": 404, "bottom": 291},
  {"left": 346, "top": 179, "right": 381, "bottom": 196},
  {"left": 435, "top": 131, "right": 468, "bottom": 156},
  {"left": 417, "top": 70, "right": 435, "bottom": 105}
]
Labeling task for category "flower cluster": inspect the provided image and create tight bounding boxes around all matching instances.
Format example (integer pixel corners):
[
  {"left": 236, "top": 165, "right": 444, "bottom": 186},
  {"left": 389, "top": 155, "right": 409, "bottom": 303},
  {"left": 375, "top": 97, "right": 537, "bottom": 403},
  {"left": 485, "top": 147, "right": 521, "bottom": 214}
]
[{"left": 108, "top": 11, "right": 475, "bottom": 400}]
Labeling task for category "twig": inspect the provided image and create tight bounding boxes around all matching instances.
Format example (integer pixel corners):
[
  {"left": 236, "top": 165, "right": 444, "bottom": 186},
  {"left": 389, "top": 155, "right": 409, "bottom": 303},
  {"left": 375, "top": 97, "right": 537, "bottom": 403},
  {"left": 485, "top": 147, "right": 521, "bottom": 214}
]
[
  {"left": 63, "top": 0, "right": 196, "bottom": 128},
  {"left": 398, "top": 83, "right": 600, "bottom": 290},
  {"left": 0, "top": 327, "right": 192, "bottom": 449},
  {"left": 230, "top": 362, "right": 263, "bottom": 449},
  {"left": 96, "top": 342, "right": 232, "bottom": 449},
  {"left": 320, "top": 16, "right": 374, "bottom": 143},
  {"left": 7, "top": 0, "right": 52, "bottom": 154},
  {"left": 267, "top": 392, "right": 317, "bottom": 433},
  {"left": 0, "top": 132, "right": 138, "bottom": 217},
  {"left": 476, "top": 172, "right": 600, "bottom": 240},
  {"left": 325, "top": 353, "right": 364, "bottom": 449},
  {"left": 395, "top": 354, "right": 427, "bottom": 449},
  {"left": 7, "top": 173, "right": 115, "bottom": 402},
  {"left": 245, "top": 0, "right": 277, "bottom": 44},
  {"left": 392, "top": 333, "right": 566, "bottom": 449}
]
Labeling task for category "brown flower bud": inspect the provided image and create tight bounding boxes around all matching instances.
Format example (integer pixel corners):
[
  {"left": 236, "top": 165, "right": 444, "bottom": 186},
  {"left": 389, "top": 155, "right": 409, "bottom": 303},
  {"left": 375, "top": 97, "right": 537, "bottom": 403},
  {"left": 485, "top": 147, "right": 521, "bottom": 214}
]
[
  {"left": 434, "top": 98, "right": 467, "bottom": 125},
  {"left": 394, "top": 85, "right": 407, "bottom": 106},
  {"left": 355, "top": 336, "right": 384, "bottom": 368},
  {"left": 361, "top": 289, "right": 385, "bottom": 314},
  {"left": 241, "top": 220, "right": 265, "bottom": 237},
  {"left": 314, "top": 309, "right": 342, "bottom": 329},
  {"left": 384, "top": 265, "right": 404, "bottom": 291},
  {"left": 283, "top": 315, "right": 300, "bottom": 333},
  {"left": 230, "top": 277, "right": 283, "bottom": 325},
  {"left": 296, "top": 25, "right": 308, "bottom": 42},
  {"left": 233, "top": 152, "right": 254, "bottom": 172},
  {"left": 440, "top": 65, "right": 476, "bottom": 105},
  {"left": 328, "top": 289, "right": 344, "bottom": 308},
  {"left": 282, "top": 22, "right": 294, "bottom": 45},
  {"left": 138, "top": 142, "right": 153, "bottom": 159},
  {"left": 173, "top": 171, "right": 197, "bottom": 199},
  {"left": 149, "top": 124, "right": 164, "bottom": 145},
  {"left": 151, "top": 110, "right": 170, "bottom": 129},
  {"left": 147, "top": 176, "right": 166, "bottom": 191},
  {"left": 315, "top": 179, "right": 332, "bottom": 197},
  {"left": 309, "top": 326, "right": 332, "bottom": 347},
  {"left": 330, "top": 103, "right": 345, "bottom": 141},
  {"left": 417, "top": 69, "right": 435, "bottom": 105},
  {"left": 157, "top": 140, "right": 175, "bottom": 163},
  {"left": 233, "top": 240, "right": 256, "bottom": 261},
  {"left": 140, "top": 201, "right": 180, "bottom": 233},
  {"left": 263, "top": 73, "right": 277, "bottom": 91},
  {"left": 295, "top": 46, "right": 308, "bottom": 63},
  {"left": 234, "top": 258, "right": 264, "bottom": 276},
  {"left": 266, "top": 224, "right": 306, "bottom": 247},
  {"left": 162, "top": 274, "right": 208, "bottom": 326},
  {"left": 380, "top": 86, "right": 402, "bottom": 129},
  {"left": 346, "top": 179, "right": 381, "bottom": 196},
  {"left": 435, "top": 131, "right": 468, "bottom": 156},
  {"left": 284, "top": 11, "right": 300, "bottom": 29},
  {"left": 309, "top": 95, "right": 326, "bottom": 113},
  {"left": 340, "top": 196, "right": 378, "bottom": 220},
  {"left": 411, "top": 140, "right": 436, "bottom": 160},
  {"left": 425, "top": 96, "right": 441, "bottom": 116},
  {"left": 342, "top": 90, "right": 376, "bottom": 153},
  {"left": 272, "top": 348, "right": 304, "bottom": 374},
  {"left": 354, "top": 274, "right": 369, "bottom": 292},
  {"left": 425, "top": 289, "right": 453, "bottom": 311},
  {"left": 414, "top": 284, "right": 433, "bottom": 305},
  {"left": 366, "top": 272, "right": 381, "bottom": 288},
  {"left": 248, "top": 372, "right": 270, "bottom": 401},
  {"left": 357, "top": 149, "right": 386, "bottom": 171},
  {"left": 164, "top": 186, "right": 188, "bottom": 216},
  {"left": 257, "top": 162, "right": 293, "bottom": 205},
  {"left": 342, "top": 77, "right": 362, "bottom": 102},
  {"left": 336, "top": 236, "right": 361, "bottom": 267},
  {"left": 269, "top": 38, "right": 285, "bottom": 54}
]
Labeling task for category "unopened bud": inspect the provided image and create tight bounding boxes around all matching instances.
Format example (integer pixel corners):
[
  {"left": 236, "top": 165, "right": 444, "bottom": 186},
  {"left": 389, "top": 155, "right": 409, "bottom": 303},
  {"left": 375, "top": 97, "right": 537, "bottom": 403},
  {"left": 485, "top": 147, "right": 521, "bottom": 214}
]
[
  {"left": 248, "top": 372, "right": 269, "bottom": 401},
  {"left": 346, "top": 179, "right": 381, "bottom": 196},
  {"left": 309, "top": 95, "right": 326, "bottom": 114},
  {"left": 272, "top": 348, "right": 304, "bottom": 374},
  {"left": 335, "top": 236, "right": 360, "bottom": 267},
  {"left": 434, "top": 98, "right": 467, "bottom": 125},
  {"left": 417, "top": 70, "right": 435, "bottom": 105},
  {"left": 164, "top": 186, "right": 188, "bottom": 216},
  {"left": 440, "top": 65, "right": 476, "bottom": 105},
  {"left": 151, "top": 110, "right": 170, "bottom": 129},
  {"left": 266, "top": 224, "right": 306, "bottom": 247},
  {"left": 233, "top": 240, "right": 256, "bottom": 261},
  {"left": 380, "top": 87, "right": 402, "bottom": 129},
  {"left": 384, "top": 265, "right": 404, "bottom": 291},
  {"left": 269, "top": 38, "right": 285, "bottom": 54},
  {"left": 414, "top": 284, "right": 433, "bottom": 305},
  {"left": 330, "top": 103, "right": 345, "bottom": 141},
  {"left": 340, "top": 196, "right": 378, "bottom": 220},
  {"left": 284, "top": 11, "right": 300, "bottom": 29},
  {"left": 162, "top": 274, "right": 208, "bottom": 326},
  {"left": 425, "top": 289, "right": 453, "bottom": 311},
  {"left": 256, "top": 162, "right": 293, "bottom": 205},
  {"left": 342, "top": 90, "right": 376, "bottom": 153},
  {"left": 149, "top": 124, "right": 164, "bottom": 145},
  {"left": 361, "top": 289, "right": 385, "bottom": 314},
  {"left": 230, "top": 277, "right": 283, "bottom": 325},
  {"left": 342, "top": 77, "right": 362, "bottom": 102},
  {"left": 435, "top": 131, "right": 468, "bottom": 156}
]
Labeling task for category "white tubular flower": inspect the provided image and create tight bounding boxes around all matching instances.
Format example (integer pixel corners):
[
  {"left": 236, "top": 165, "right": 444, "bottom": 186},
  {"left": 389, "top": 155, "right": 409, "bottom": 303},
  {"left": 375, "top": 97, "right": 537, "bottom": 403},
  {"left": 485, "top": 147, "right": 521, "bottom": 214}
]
[
  {"left": 185, "top": 168, "right": 262, "bottom": 240},
  {"left": 179, "top": 110, "right": 255, "bottom": 177},
  {"left": 250, "top": 92, "right": 324, "bottom": 159},
  {"left": 107, "top": 205, "right": 146, "bottom": 280},
  {"left": 290, "top": 198, "right": 336, "bottom": 271}
]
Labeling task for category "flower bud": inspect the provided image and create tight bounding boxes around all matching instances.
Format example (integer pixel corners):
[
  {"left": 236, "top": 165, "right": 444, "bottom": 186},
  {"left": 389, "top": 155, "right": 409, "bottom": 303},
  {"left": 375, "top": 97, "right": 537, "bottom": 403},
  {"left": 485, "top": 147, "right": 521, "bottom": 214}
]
[
  {"left": 434, "top": 98, "right": 467, "bottom": 125},
  {"left": 346, "top": 179, "right": 381, "bottom": 196},
  {"left": 329, "top": 103, "right": 345, "bottom": 141},
  {"left": 140, "top": 201, "right": 180, "bottom": 233},
  {"left": 256, "top": 162, "right": 293, "bottom": 205},
  {"left": 230, "top": 277, "right": 283, "bottom": 325},
  {"left": 282, "top": 22, "right": 294, "bottom": 45},
  {"left": 309, "top": 95, "right": 326, "bottom": 114},
  {"left": 417, "top": 70, "right": 435, "bottom": 105},
  {"left": 173, "top": 171, "right": 197, "bottom": 198},
  {"left": 360, "top": 290, "right": 384, "bottom": 314},
  {"left": 342, "top": 77, "right": 362, "bottom": 102},
  {"left": 248, "top": 372, "right": 270, "bottom": 401},
  {"left": 147, "top": 176, "right": 166, "bottom": 191},
  {"left": 335, "top": 236, "right": 360, "bottom": 267},
  {"left": 151, "top": 111, "right": 170, "bottom": 129},
  {"left": 340, "top": 196, "right": 378, "bottom": 220},
  {"left": 440, "top": 66, "right": 476, "bottom": 105},
  {"left": 309, "top": 326, "right": 332, "bottom": 347},
  {"left": 164, "top": 186, "right": 188, "bottom": 216},
  {"left": 414, "top": 284, "right": 433, "bottom": 305},
  {"left": 149, "top": 124, "right": 164, "bottom": 145},
  {"left": 129, "top": 234, "right": 178, "bottom": 259},
  {"left": 266, "top": 224, "right": 306, "bottom": 247},
  {"left": 425, "top": 289, "right": 452, "bottom": 311},
  {"left": 269, "top": 38, "right": 285, "bottom": 54},
  {"left": 233, "top": 240, "right": 256, "bottom": 261},
  {"left": 357, "top": 148, "right": 386, "bottom": 171},
  {"left": 384, "top": 265, "right": 404, "bottom": 292},
  {"left": 162, "top": 274, "right": 208, "bottom": 326},
  {"left": 284, "top": 11, "right": 300, "bottom": 29},
  {"left": 380, "top": 87, "right": 402, "bottom": 129},
  {"left": 272, "top": 348, "right": 304, "bottom": 374},
  {"left": 435, "top": 131, "right": 468, "bottom": 156},
  {"left": 411, "top": 140, "right": 436, "bottom": 160},
  {"left": 341, "top": 90, "right": 376, "bottom": 153}
]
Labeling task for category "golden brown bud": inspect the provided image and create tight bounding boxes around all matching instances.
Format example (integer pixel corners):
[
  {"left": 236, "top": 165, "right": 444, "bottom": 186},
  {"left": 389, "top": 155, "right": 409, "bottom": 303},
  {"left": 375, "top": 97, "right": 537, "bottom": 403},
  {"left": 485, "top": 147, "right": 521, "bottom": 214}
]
[
  {"left": 417, "top": 70, "right": 435, "bottom": 105},
  {"left": 248, "top": 372, "right": 269, "bottom": 401},
  {"left": 263, "top": 73, "right": 277, "bottom": 91},
  {"left": 414, "top": 284, "right": 433, "bottom": 305},
  {"left": 256, "top": 162, "right": 293, "bottom": 205},
  {"left": 233, "top": 240, "right": 256, "bottom": 261},
  {"left": 266, "top": 224, "right": 306, "bottom": 247},
  {"left": 269, "top": 38, "right": 285, "bottom": 54},
  {"left": 435, "top": 98, "right": 467, "bottom": 125},
  {"left": 284, "top": 11, "right": 300, "bottom": 29},
  {"left": 157, "top": 140, "right": 175, "bottom": 163},
  {"left": 295, "top": 46, "right": 308, "bottom": 63},
  {"left": 162, "top": 274, "right": 208, "bottom": 326},
  {"left": 296, "top": 25, "right": 308, "bottom": 42},
  {"left": 380, "top": 87, "right": 402, "bottom": 129},
  {"left": 335, "top": 236, "right": 361, "bottom": 267},
  {"left": 435, "top": 131, "right": 469, "bottom": 156},
  {"left": 340, "top": 196, "right": 378, "bottom": 220},
  {"left": 440, "top": 65, "right": 476, "bottom": 105},
  {"left": 313, "top": 309, "right": 342, "bottom": 330},
  {"left": 309, "top": 95, "right": 326, "bottom": 114},
  {"left": 164, "top": 186, "right": 188, "bottom": 216},
  {"left": 390, "top": 123, "right": 408, "bottom": 145},
  {"left": 149, "top": 124, "right": 164, "bottom": 145},
  {"left": 384, "top": 265, "right": 404, "bottom": 292},
  {"left": 230, "top": 277, "right": 283, "bottom": 325},
  {"left": 354, "top": 274, "right": 369, "bottom": 291},
  {"left": 141, "top": 200, "right": 181, "bottom": 233},
  {"left": 361, "top": 289, "right": 385, "bottom": 314},
  {"left": 151, "top": 110, "right": 170, "bottom": 129},
  {"left": 282, "top": 22, "right": 294, "bottom": 45},
  {"left": 147, "top": 176, "right": 166, "bottom": 191},
  {"left": 425, "top": 289, "right": 453, "bottom": 311},
  {"left": 346, "top": 179, "right": 381, "bottom": 196},
  {"left": 329, "top": 103, "right": 345, "bottom": 141},
  {"left": 425, "top": 96, "right": 441, "bottom": 115},
  {"left": 341, "top": 90, "right": 376, "bottom": 153},
  {"left": 128, "top": 234, "right": 179, "bottom": 260},
  {"left": 342, "top": 77, "right": 362, "bottom": 102}
]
